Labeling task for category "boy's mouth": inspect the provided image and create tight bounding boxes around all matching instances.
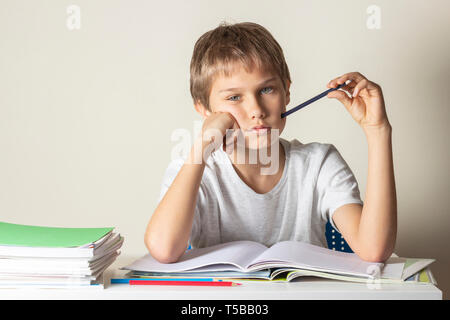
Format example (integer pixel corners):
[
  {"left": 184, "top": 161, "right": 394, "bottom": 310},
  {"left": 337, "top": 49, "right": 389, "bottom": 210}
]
[{"left": 246, "top": 125, "right": 271, "bottom": 134}]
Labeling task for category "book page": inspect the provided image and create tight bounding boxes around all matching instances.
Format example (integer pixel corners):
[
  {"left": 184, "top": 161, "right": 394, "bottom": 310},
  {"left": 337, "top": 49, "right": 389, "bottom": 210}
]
[
  {"left": 380, "top": 257, "right": 405, "bottom": 279},
  {"left": 401, "top": 258, "right": 435, "bottom": 280},
  {"left": 122, "top": 240, "right": 268, "bottom": 273},
  {"left": 247, "top": 240, "right": 383, "bottom": 277}
]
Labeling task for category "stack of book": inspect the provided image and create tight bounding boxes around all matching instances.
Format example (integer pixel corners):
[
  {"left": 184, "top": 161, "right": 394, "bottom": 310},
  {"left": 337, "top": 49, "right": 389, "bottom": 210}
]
[
  {"left": 119, "top": 240, "right": 436, "bottom": 285},
  {"left": 0, "top": 221, "right": 124, "bottom": 288}
]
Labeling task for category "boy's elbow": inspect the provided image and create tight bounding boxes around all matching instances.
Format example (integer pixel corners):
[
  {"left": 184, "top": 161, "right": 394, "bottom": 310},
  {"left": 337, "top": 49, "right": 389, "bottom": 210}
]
[
  {"left": 144, "top": 235, "right": 181, "bottom": 264},
  {"left": 359, "top": 253, "right": 385, "bottom": 263},
  {"left": 358, "top": 248, "right": 392, "bottom": 263},
  {"left": 150, "top": 248, "right": 180, "bottom": 264}
]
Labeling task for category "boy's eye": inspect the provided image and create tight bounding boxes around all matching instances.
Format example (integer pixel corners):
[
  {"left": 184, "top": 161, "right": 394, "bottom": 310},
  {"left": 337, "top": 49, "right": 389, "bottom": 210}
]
[
  {"left": 261, "top": 87, "right": 273, "bottom": 94},
  {"left": 226, "top": 87, "right": 273, "bottom": 101},
  {"left": 228, "top": 95, "right": 240, "bottom": 101}
]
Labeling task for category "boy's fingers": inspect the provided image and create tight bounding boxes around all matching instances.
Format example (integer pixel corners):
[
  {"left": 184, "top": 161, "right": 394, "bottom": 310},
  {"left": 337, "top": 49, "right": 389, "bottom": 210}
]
[
  {"left": 338, "top": 72, "right": 366, "bottom": 85},
  {"left": 328, "top": 72, "right": 367, "bottom": 88},
  {"left": 224, "top": 128, "right": 236, "bottom": 146},
  {"left": 327, "top": 90, "right": 352, "bottom": 109},
  {"left": 343, "top": 80, "right": 357, "bottom": 88},
  {"left": 224, "top": 130, "right": 237, "bottom": 154},
  {"left": 341, "top": 80, "right": 356, "bottom": 92},
  {"left": 327, "top": 77, "right": 341, "bottom": 88},
  {"left": 224, "top": 127, "right": 243, "bottom": 154},
  {"left": 328, "top": 75, "right": 350, "bottom": 88},
  {"left": 226, "top": 129, "right": 239, "bottom": 143},
  {"left": 352, "top": 78, "right": 380, "bottom": 97}
]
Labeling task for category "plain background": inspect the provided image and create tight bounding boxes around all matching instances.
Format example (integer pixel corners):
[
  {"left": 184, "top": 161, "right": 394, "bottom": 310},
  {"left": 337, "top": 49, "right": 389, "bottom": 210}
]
[{"left": 0, "top": 0, "right": 449, "bottom": 298}]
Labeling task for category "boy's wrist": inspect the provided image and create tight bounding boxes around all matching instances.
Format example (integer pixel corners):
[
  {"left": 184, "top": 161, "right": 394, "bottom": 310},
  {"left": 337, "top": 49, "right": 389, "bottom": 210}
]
[
  {"left": 187, "top": 136, "right": 215, "bottom": 165},
  {"left": 363, "top": 122, "right": 392, "bottom": 142}
]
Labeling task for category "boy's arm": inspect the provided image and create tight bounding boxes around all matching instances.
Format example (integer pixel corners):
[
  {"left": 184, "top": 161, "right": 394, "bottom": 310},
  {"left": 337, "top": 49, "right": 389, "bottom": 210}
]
[
  {"left": 333, "top": 125, "right": 396, "bottom": 262},
  {"left": 144, "top": 137, "right": 208, "bottom": 263},
  {"left": 145, "top": 110, "right": 238, "bottom": 263},
  {"left": 326, "top": 72, "right": 397, "bottom": 262}
]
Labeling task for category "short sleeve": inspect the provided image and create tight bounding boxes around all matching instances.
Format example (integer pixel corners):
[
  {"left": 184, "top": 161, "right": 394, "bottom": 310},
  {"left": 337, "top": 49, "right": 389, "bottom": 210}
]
[
  {"left": 316, "top": 144, "right": 363, "bottom": 233},
  {"left": 158, "top": 158, "right": 202, "bottom": 248},
  {"left": 158, "top": 158, "right": 184, "bottom": 203}
]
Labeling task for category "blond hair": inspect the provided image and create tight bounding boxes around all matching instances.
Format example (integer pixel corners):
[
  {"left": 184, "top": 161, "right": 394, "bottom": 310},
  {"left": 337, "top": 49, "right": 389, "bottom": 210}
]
[{"left": 190, "top": 21, "right": 291, "bottom": 110}]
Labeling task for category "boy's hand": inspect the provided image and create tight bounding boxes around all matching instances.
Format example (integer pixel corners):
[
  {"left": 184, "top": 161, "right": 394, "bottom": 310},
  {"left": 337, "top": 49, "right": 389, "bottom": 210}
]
[
  {"left": 326, "top": 72, "right": 390, "bottom": 132},
  {"left": 201, "top": 110, "right": 240, "bottom": 154}
]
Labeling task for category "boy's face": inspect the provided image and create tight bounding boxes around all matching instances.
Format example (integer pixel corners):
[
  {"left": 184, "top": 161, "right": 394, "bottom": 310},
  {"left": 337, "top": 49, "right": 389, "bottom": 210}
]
[{"left": 197, "top": 61, "right": 290, "bottom": 151}]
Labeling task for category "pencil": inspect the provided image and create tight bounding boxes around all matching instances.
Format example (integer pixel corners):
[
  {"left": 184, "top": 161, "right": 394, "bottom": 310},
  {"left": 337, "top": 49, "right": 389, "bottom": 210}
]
[
  {"left": 129, "top": 280, "right": 241, "bottom": 287},
  {"left": 111, "top": 278, "right": 221, "bottom": 284},
  {"left": 281, "top": 82, "right": 348, "bottom": 118}
]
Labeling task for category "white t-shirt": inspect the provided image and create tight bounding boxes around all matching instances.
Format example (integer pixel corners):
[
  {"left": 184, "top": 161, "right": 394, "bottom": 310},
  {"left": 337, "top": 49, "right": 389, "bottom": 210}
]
[{"left": 158, "top": 138, "right": 363, "bottom": 249}]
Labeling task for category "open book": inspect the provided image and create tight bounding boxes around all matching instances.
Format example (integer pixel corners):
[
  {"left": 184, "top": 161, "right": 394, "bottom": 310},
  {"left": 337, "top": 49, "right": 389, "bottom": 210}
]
[{"left": 123, "top": 240, "right": 385, "bottom": 279}]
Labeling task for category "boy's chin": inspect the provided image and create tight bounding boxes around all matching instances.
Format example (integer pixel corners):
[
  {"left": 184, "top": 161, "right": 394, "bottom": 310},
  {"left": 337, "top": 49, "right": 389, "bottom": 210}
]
[
  {"left": 224, "top": 128, "right": 281, "bottom": 154},
  {"left": 242, "top": 133, "right": 280, "bottom": 150}
]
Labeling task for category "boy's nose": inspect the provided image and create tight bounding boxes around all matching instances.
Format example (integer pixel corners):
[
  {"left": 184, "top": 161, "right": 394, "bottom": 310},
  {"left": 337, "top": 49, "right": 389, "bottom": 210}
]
[
  {"left": 248, "top": 100, "right": 266, "bottom": 119},
  {"left": 251, "top": 109, "right": 265, "bottom": 119}
]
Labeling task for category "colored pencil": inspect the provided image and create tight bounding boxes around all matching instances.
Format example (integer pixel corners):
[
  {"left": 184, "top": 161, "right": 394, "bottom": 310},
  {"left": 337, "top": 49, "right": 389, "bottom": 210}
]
[
  {"left": 281, "top": 82, "right": 348, "bottom": 118},
  {"left": 129, "top": 280, "right": 241, "bottom": 287},
  {"left": 111, "top": 278, "right": 221, "bottom": 284}
]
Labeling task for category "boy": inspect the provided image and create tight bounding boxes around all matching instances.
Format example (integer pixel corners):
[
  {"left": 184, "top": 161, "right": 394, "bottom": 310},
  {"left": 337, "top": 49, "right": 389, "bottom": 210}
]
[{"left": 144, "top": 22, "right": 397, "bottom": 264}]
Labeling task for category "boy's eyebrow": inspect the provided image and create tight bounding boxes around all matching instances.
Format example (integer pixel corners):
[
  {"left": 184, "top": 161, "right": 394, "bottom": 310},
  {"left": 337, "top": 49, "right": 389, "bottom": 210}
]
[{"left": 218, "top": 77, "right": 277, "bottom": 93}]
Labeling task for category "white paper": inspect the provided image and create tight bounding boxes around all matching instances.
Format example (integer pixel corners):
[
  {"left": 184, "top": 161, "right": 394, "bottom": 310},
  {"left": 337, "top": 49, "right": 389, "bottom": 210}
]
[
  {"left": 123, "top": 241, "right": 267, "bottom": 273},
  {"left": 380, "top": 257, "right": 405, "bottom": 279}
]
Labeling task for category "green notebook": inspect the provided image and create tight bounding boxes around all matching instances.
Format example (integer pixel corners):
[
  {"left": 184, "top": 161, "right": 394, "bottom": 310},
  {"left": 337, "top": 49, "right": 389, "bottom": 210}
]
[{"left": 0, "top": 221, "right": 113, "bottom": 248}]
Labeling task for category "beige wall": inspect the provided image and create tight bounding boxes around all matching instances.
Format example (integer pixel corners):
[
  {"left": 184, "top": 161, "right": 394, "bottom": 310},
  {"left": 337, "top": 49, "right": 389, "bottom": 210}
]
[{"left": 1, "top": 0, "right": 449, "bottom": 298}]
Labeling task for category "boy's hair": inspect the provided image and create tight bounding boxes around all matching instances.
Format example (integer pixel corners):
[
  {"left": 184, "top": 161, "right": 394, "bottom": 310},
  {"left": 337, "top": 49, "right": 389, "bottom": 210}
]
[{"left": 190, "top": 21, "right": 291, "bottom": 110}]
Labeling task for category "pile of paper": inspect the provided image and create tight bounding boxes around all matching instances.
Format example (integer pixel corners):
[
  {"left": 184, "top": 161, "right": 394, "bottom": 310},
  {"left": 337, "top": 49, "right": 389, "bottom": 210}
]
[{"left": 0, "top": 221, "right": 124, "bottom": 288}]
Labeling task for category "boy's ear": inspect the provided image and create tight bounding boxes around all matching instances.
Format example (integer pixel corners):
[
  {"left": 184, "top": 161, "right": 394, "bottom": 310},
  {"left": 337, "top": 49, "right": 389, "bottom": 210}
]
[
  {"left": 285, "top": 80, "right": 291, "bottom": 105},
  {"left": 194, "top": 101, "right": 211, "bottom": 119}
]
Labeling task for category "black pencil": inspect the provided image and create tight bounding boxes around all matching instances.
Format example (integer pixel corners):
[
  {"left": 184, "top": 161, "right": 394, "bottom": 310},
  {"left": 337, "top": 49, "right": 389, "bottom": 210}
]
[{"left": 281, "top": 82, "right": 348, "bottom": 118}]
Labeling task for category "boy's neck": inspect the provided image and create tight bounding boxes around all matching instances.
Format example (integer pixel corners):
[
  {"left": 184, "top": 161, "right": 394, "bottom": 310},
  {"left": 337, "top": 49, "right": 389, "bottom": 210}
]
[{"left": 226, "top": 140, "right": 286, "bottom": 188}]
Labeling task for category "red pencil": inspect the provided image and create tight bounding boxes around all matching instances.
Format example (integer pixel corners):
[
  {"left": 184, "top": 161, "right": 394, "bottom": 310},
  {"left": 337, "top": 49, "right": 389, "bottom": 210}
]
[{"left": 129, "top": 280, "right": 241, "bottom": 287}]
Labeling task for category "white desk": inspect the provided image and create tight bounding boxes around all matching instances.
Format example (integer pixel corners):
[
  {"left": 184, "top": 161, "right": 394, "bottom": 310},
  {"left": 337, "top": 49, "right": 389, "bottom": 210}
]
[{"left": 0, "top": 255, "right": 442, "bottom": 300}]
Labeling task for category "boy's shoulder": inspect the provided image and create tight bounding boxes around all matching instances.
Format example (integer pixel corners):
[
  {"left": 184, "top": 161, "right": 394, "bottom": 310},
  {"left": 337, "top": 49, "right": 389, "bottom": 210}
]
[{"left": 283, "top": 138, "right": 335, "bottom": 158}]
